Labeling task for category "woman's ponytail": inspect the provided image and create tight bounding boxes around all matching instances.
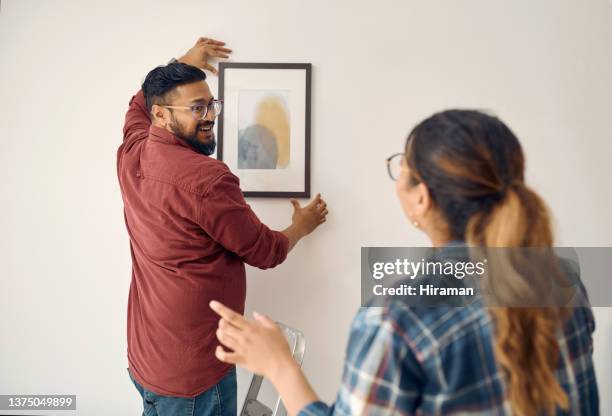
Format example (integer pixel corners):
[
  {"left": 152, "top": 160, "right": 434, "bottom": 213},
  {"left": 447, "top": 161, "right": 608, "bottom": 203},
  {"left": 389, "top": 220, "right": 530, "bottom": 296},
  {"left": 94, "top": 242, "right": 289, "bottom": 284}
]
[{"left": 467, "top": 184, "right": 569, "bottom": 416}]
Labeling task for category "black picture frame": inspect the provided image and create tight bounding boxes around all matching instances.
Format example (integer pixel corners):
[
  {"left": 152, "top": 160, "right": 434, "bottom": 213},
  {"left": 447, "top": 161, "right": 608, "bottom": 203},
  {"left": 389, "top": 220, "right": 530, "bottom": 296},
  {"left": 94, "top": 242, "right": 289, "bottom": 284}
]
[{"left": 217, "top": 62, "right": 312, "bottom": 198}]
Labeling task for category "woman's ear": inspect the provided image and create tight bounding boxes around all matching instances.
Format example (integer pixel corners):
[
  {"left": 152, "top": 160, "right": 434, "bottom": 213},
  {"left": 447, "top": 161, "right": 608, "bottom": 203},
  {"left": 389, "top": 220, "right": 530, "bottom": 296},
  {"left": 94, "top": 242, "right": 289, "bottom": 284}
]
[{"left": 414, "top": 182, "right": 432, "bottom": 216}]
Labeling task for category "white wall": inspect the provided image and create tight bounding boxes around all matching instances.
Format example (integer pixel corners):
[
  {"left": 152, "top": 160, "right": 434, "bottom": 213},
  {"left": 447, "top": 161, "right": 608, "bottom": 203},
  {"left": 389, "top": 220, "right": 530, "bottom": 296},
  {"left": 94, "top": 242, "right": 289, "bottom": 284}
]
[{"left": 1, "top": 0, "right": 611, "bottom": 414}]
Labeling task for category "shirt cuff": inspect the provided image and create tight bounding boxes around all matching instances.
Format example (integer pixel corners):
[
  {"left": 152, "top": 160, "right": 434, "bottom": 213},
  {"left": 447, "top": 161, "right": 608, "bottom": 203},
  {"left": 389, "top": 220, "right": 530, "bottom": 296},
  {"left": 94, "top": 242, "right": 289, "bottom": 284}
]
[{"left": 297, "top": 400, "right": 330, "bottom": 416}]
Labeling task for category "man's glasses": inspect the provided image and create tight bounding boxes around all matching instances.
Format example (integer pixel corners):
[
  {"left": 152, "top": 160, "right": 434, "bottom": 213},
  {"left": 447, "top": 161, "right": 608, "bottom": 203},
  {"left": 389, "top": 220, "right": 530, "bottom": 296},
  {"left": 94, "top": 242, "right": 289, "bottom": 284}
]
[
  {"left": 386, "top": 152, "right": 405, "bottom": 181},
  {"left": 163, "top": 100, "right": 223, "bottom": 120}
]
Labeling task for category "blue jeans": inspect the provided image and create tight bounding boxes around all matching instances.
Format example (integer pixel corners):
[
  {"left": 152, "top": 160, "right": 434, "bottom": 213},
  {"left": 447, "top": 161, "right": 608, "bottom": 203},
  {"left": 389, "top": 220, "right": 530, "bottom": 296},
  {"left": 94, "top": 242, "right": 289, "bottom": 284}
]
[{"left": 127, "top": 367, "right": 237, "bottom": 416}]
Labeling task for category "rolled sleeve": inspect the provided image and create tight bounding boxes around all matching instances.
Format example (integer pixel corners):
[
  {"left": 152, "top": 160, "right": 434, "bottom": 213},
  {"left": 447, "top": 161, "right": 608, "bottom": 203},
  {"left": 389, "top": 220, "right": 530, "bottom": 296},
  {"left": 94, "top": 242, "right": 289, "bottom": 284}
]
[{"left": 198, "top": 172, "right": 289, "bottom": 269}]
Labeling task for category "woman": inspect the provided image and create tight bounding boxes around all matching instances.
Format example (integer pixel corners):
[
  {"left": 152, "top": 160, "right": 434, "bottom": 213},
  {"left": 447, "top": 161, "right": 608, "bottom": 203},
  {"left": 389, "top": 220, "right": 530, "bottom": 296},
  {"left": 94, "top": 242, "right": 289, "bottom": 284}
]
[{"left": 209, "top": 110, "right": 599, "bottom": 415}]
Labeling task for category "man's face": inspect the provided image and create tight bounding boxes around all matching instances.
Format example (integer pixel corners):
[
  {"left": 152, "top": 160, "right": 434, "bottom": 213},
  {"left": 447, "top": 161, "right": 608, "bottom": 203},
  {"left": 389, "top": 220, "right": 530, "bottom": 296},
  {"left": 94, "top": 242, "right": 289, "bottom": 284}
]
[{"left": 166, "top": 80, "right": 217, "bottom": 156}]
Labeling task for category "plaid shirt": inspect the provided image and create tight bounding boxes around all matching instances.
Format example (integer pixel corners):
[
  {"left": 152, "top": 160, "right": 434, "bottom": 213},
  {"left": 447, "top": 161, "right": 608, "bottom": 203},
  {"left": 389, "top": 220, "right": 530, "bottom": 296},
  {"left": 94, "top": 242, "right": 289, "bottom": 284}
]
[{"left": 299, "top": 245, "right": 599, "bottom": 415}]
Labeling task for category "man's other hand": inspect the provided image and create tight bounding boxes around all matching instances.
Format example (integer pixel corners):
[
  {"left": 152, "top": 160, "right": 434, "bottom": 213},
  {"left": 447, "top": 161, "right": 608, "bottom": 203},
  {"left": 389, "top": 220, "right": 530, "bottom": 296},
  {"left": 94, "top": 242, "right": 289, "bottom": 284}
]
[
  {"left": 290, "top": 193, "right": 328, "bottom": 237},
  {"left": 178, "top": 37, "right": 232, "bottom": 75}
]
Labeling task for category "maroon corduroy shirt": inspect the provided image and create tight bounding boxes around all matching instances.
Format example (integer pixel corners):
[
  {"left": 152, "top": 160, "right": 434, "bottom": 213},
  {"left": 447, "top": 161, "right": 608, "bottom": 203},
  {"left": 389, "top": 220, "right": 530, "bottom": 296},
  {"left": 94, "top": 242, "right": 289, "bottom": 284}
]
[{"left": 117, "top": 89, "right": 289, "bottom": 397}]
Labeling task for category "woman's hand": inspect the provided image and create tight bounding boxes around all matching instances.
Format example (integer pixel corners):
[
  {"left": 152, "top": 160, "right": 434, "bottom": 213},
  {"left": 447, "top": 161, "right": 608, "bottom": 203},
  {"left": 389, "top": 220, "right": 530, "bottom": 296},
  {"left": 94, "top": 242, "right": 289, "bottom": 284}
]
[
  {"left": 209, "top": 300, "right": 295, "bottom": 383},
  {"left": 210, "top": 300, "right": 320, "bottom": 415}
]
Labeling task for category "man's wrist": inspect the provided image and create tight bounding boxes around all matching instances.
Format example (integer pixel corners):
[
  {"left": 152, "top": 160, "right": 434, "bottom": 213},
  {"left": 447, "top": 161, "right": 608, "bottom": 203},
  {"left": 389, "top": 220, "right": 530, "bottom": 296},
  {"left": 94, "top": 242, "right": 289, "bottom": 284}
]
[
  {"left": 281, "top": 223, "right": 305, "bottom": 253},
  {"left": 288, "top": 223, "right": 307, "bottom": 239},
  {"left": 176, "top": 55, "right": 193, "bottom": 65}
]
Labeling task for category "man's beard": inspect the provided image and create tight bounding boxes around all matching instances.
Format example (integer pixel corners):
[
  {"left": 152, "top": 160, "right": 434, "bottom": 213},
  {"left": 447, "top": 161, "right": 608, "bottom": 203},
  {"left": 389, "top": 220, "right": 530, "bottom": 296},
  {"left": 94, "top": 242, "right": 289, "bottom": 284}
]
[
  {"left": 169, "top": 115, "right": 216, "bottom": 156},
  {"left": 185, "top": 135, "right": 216, "bottom": 156}
]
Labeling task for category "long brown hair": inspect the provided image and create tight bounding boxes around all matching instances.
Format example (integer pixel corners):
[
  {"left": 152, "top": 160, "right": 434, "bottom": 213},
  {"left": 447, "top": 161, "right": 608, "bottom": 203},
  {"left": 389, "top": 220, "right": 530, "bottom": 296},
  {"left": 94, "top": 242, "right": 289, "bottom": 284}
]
[{"left": 404, "top": 110, "right": 569, "bottom": 416}]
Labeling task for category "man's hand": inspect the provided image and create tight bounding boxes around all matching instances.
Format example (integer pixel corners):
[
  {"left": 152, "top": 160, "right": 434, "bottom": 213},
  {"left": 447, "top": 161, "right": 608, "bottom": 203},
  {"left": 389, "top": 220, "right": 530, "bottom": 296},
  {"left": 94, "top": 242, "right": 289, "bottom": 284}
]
[
  {"left": 282, "top": 193, "right": 328, "bottom": 252},
  {"left": 178, "top": 37, "right": 232, "bottom": 74},
  {"left": 290, "top": 193, "right": 328, "bottom": 236}
]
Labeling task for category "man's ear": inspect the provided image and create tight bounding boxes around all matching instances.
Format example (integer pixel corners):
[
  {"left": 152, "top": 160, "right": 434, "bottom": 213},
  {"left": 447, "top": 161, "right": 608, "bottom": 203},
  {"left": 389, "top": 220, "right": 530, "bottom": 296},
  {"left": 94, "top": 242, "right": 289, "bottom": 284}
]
[{"left": 151, "top": 104, "right": 169, "bottom": 127}]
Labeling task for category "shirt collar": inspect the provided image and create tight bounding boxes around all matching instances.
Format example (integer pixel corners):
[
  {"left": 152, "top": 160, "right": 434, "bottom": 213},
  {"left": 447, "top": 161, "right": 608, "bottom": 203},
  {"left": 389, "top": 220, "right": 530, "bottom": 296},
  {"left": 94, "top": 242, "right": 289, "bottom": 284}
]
[
  {"left": 149, "top": 124, "right": 191, "bottom": 149},
  {"left": 432, "top": 239, "right": 469, "bottom": 260},
  {"left": 443, "top": 239, "right": 467, "bottom": 248}
]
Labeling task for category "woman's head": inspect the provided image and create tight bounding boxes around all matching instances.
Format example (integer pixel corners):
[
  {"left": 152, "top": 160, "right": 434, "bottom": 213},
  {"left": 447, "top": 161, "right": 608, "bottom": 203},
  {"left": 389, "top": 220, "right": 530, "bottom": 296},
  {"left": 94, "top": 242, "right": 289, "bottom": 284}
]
[
  {"left": 395, "top": 109, "right": 569, "bottom": 416},
  {"left": 396, "top": 109, "right": 551, "bottom": 247}
]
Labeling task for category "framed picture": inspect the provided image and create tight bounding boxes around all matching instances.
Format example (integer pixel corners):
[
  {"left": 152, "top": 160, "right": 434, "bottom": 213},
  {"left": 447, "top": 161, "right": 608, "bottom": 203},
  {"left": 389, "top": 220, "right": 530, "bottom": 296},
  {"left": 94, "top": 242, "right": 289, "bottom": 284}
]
[{"left": 217, "top": 62, "right": 312, "bottom": 198}]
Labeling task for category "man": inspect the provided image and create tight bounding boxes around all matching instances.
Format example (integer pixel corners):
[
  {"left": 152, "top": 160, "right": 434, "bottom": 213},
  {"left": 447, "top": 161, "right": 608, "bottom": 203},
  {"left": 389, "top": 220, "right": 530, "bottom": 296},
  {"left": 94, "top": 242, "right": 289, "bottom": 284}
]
[{"left": 118, "top": 37, "right": 328, "bottom": 415}]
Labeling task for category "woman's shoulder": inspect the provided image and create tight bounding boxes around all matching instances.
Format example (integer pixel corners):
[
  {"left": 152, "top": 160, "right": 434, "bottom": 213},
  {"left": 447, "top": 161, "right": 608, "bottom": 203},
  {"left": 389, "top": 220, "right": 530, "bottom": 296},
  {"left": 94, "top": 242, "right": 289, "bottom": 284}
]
[{"left": 355, "top": 298, "right": 491, "bottom": 359}]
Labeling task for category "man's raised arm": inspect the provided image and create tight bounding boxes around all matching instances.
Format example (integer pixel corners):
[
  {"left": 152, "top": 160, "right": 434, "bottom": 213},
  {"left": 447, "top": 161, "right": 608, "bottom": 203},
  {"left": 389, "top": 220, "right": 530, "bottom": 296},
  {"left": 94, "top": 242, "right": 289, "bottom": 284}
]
[{"left": 121, "top": 90, "right": 151, "bottom": 154}]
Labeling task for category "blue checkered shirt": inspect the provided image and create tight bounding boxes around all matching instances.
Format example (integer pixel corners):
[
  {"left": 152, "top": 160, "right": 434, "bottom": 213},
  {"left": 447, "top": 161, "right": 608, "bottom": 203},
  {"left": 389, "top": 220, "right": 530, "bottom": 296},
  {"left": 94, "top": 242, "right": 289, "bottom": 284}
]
[{"left": 298, "top": 246, "right": 599, "bottom": 415}]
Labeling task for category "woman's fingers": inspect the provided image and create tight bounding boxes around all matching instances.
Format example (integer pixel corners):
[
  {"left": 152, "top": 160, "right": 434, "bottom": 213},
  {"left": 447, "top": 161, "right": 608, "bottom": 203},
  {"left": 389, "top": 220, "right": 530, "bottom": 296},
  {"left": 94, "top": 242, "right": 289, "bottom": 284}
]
[
  {"left": 216, "top": 327, "right": 242, "bottom": 352},
  {"left": 210, "top": 301, "right": 248, "bottom": 329},
  {"left": 253, "top": 311, "right": 276, "bottom": 328},
  {"left": 219, "top": 318, "right": 246, "bottom": 340},
  {"left": 215, "top": 345, "right": 241, "bottom": 364}
]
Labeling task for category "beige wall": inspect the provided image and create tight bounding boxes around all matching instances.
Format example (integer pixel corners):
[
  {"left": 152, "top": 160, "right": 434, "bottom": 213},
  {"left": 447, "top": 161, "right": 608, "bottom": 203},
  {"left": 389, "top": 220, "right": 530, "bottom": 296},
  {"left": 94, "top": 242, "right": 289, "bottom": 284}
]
[{"left": 1, "top": 0, "right": 610, "bottom": 414}]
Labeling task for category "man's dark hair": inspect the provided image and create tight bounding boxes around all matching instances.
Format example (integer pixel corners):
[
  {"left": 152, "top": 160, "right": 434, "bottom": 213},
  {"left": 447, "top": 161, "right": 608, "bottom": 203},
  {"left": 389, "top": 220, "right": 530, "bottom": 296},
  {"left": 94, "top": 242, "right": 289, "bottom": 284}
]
[{"left": 141, "top": 62, "right": 207, "bottom": 113}]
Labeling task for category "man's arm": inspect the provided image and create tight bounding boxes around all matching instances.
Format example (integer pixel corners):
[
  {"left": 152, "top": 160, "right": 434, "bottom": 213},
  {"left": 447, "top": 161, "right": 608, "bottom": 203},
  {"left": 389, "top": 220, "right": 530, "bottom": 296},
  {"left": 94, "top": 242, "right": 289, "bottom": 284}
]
[
  {"left": 198, "top": 173, "right": 327, "bottom": 269},
  {"left": 121, "top": 90, "right": 150, "bottom": 152},
  {"left": 117, "top": 90, "right": 150, "bottom": 177},
  {"left": 177, "top": 36, "right": 328, "bottom": 252}
]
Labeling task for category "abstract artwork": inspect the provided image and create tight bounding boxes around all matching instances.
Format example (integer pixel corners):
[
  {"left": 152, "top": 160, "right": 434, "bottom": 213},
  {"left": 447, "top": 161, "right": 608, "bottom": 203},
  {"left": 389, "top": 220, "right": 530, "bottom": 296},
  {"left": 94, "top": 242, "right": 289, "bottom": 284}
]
[
  {"left": 218, "top": 63, "right": 311, "bottom": 197},
  {"left": 237, "top": 90, "right": 290, "bottom": 170}
]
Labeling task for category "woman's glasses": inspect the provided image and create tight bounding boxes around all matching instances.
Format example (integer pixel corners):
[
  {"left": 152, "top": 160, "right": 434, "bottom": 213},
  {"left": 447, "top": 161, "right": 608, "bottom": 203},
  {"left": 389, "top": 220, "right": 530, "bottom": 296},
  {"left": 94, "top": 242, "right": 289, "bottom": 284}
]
[{"left": 386, "top": 152, "right": 405, "bottom": 181}]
